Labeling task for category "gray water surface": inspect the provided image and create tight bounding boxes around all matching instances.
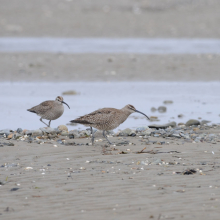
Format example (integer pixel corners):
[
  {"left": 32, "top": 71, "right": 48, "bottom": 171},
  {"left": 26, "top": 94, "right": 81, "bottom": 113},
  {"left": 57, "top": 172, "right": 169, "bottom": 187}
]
[
  {"left": 0, "top": 38, "right": 220, "bottom": 54},
  {"left": 1, "top": 82, "right": 219, "bottom": 131}
]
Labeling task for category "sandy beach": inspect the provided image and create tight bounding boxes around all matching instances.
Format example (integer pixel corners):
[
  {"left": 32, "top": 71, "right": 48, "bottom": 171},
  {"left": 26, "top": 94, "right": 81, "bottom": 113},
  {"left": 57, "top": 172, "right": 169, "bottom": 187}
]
[
  {"left": 1, "top": 0, "right": 220, "bottom": 219},
  {"left": 1, "top": 125, "right": 220, "bottom": 220}
]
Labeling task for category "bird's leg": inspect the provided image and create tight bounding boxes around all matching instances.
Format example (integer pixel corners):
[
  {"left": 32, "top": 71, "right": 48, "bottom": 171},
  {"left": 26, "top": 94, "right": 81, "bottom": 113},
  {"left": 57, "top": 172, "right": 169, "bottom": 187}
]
[
  {"left": 40, "top": 118, "right": 49, "bottom": 127},
  {"left": 48, "top": 120, "right": 51, "bottom": 127},
  {"left": 90, "top": 127, "right": 95, "bottom": 145},
  {"left": 103, "top": 130, "right": 113, "bottom": 145}
]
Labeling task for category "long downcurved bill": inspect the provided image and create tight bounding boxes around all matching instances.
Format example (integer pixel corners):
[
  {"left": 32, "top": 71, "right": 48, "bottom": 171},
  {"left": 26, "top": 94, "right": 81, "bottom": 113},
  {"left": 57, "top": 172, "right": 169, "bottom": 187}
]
[
  {"left": 62, "top": 101, "right": 70, "bottom": 109},
  {"left": 135, "top": 110, "right": 150, "bottom": 120}
]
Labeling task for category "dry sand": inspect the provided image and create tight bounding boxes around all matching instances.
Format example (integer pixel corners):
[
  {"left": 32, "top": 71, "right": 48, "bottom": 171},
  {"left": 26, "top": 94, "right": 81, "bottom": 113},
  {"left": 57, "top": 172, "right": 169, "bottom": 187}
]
[
  {"left": 1, "top": 0, "right": 220, "bottom": 38},
  {"left": 1, "top": 127, "right": 220, "bottom": 220}
]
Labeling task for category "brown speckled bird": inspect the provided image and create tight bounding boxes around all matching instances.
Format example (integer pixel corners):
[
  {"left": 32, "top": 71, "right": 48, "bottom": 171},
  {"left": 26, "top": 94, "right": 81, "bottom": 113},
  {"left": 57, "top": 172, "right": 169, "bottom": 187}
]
[
  {"left": 27, "top": 96, "right": 70, "bottom": 127},
  {"left": 70, "top": 104, "right": 149, "bottom": 145}
]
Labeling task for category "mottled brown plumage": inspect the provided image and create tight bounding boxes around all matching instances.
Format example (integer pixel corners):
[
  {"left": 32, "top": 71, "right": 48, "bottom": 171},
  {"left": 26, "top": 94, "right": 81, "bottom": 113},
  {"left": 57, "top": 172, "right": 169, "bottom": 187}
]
[
  {"left": 71, "top": 104, "right": 149, "bottom": 145},
  {"left": 28, "top": 96, "right": 70, "bottom": 127}
]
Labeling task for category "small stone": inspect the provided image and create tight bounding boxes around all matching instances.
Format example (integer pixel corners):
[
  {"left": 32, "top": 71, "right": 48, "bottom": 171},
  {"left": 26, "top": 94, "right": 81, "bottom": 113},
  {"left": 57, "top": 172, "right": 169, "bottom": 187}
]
[
  {"left": 14, "top": 133, "right": 22, "bottom": 139},
  {"left": 163, "top": 100, "right": 173, "bottom": 104},
  {"left": 40, "top": 127, "right": 57, "bottom": 135},
  {"left": 79, "top": 130, "right": 91, "bottom": 138},
  {"left": 170, "top": 134, "right": 181, "bottom": 138},
  {"left": 16, "top": 128, "right": 23, "bottom": 133},
  {"left": 151, "top": 159, "right": 162, "bottom": 165},
  {"left": 194, "top": 137, "right": 201, "bottom": 142},
  {"left": 7, "top": 133, "right": 13, "bottom": 139},
  {"left": 136, "top": 127, "right": 150, "bottom": 132},
  {"left": 0, "top": 129, "right": 12, "bottom": 136},
  {"left": 151, "top": 107, "right": 157, "bottom": 112},
  {"left": 32, "top": 129, "right": 43, "bottom": 136},
  {"left": 129, "top": 130, "right": 136, "bottom": 136},
  {"left": 158, "top": 106, "right": 167, "bottom": 113},
  {"left": 25, "top": 130, "right": 32, "bottom": 135},
  {"left": 58, "top": 125, "right": 68, "bottom": 132},
  {"left": 64, "top": 140, "right": 75, "bottom": 145},
  {"left": 150, "top": 116, "right": 159, "bottom": 121},
  {"left": 201, "top": 120, "right": 211, "bottom": 126},
  {"left": 119, "top": 128, "right": 132, "bottom": 136},
  {"left": 178, "top": 114, "right": 184, "bottom": 118},
  {"left": 149, "top": 122, "right": 176, "bottom": 129},
  {"left": 57, "top": 139, "right": 63, "bottom": 144},
  {"left": 186, "top": 119, "right": 200, "bottom": 126},
  {"left": 154, "top": 134, "right": 160, "bottom": 137},
  {"left": 62, "top": 90, "right": 77, "bottom": 95},
  {"left": 10, "top": 188, "right": 19, "bottom": 191},
  {"left": 22, "top": 129, "right": 28, "bottom": 134},
  {"left": 178, "top": 123, "right": 185, "bottom": 126},
  {"left": 61, "top": 131, "right": 69, "bottom": 136},
  {"left": 69, "top": 130, "right": 79, "bottom": 138}
]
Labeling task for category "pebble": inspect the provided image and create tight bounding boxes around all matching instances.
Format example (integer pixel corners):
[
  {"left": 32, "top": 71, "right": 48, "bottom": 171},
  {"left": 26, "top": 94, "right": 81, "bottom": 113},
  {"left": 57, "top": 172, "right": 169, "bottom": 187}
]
[
  {"left": 40, "top": 127, "right": 57, "bottom": 135},
  {"left": 69, "top": 130, "right": 80, "bottom": 139},
  {"left": 151, "top": 107, "right": 157, "bottom": 112},
  {"left": 61, "top": 131, "right": 69, "bottom": 136},
  {"left": 149, "top": 121, "right": 176, "bottom": 129},
  {"left": 31, "top": 129, "right": 43, "bottom": 136},
  {"left": 1, "top": 124, "right": 220, "bottom": 146},
  {"left": 64, "top": 140, "right": 75, "bottom": 145},
  {"left": 150, "top": 116, "right": 159, "bottom": 121},
  {"left": 170, "top": 134, "right": 181, "bottom": 138},
  {"left": 7, "top": 134, "right": 13, "bottom": 139},
  {"left": 136, "top": 127, "right": 150, "bottom": 132},
  {"left": 163, "top": 100, "right": 173, "bottom": 104},
  {"left": 16, "top": 128, "right": 23, "bottom": 133},
  {"left": 118, "top": 128, "right": 132, "bottom": 136},
  {"left": 58, "top": 125, "right": 68, "bottom": 132},
  {"left": 186, "top": 119, "right": 200, "bottom": 126},
  {"left": 62, "top": 90, "right": 77, "bottom": 95},
  {"left": 201, "top": 120, "right": 211, "bottom": 126},
  {"left": 79, "top": 130, "right": 91, "bottom": 138},
  {"left": 151, "top": 159, "right": 162, "bottom": 165},
  {"left": 158, "top": 106, "right": 167, "bottom": 113},
  {"left": 0, "top": 129, "right": 12, "bottom": 136},
  {"left": 129, "top": 130, "right": 136, "bottom": 136}
]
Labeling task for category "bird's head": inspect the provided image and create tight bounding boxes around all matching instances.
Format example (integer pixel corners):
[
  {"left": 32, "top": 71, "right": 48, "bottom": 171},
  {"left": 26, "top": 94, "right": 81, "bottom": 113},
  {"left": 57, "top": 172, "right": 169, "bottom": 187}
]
[{"left": 55, "top": 96, "right": 70, "bottom": 109}]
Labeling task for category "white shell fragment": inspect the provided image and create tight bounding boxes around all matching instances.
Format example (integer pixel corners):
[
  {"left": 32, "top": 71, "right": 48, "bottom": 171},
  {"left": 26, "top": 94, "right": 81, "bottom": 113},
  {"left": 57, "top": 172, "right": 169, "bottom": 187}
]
[{"left": 25, "top": 167, "right": 33, "bottom": 170}]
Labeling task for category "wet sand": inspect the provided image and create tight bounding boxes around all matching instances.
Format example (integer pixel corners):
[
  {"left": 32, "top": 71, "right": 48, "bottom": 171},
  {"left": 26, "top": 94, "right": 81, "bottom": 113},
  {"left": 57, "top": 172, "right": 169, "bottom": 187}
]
[
  {"left": 1, "top": 126, "right": 220, "bottom": 220},
  {"left": 1, "top": 53, "right": 220, "bottom": 82},
  {"left": 1, "top": 0, "right": 220, "bottom": 82}
]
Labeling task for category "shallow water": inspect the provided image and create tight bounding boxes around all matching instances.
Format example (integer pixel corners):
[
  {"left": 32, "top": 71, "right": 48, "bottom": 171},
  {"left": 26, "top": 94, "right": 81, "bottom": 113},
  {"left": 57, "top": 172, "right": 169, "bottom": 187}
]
[
  {"left": 1, "top": 82, "right": 219, "bottom": 131},
  {"left": 0, "top": 38, "right": 220, "bottom": 54}
]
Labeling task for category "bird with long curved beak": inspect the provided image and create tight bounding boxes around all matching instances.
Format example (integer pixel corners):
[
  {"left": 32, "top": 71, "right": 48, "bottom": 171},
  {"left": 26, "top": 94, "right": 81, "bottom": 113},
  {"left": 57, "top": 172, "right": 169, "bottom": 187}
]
[
  {"left": 70, "top": 104, "right": 149, "bottom": 145},
  {"left": 27, "top": 96, "right": 70, "bottom": 127}
]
